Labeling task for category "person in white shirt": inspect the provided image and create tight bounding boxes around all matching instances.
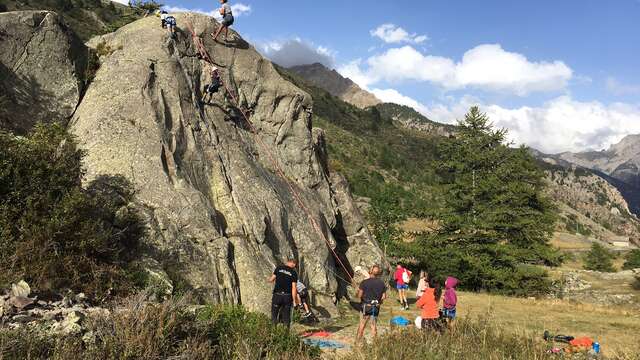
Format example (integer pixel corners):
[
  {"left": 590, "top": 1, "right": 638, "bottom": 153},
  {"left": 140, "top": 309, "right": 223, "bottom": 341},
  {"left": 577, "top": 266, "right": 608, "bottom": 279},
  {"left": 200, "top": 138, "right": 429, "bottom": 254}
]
[{"left": 212, "top": 0, "right": 234, "bottom": 42}]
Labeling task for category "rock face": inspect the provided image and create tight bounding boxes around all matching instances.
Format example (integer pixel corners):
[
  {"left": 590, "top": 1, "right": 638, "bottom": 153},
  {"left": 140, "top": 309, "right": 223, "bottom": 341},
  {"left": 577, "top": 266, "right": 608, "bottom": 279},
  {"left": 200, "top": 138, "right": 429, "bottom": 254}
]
[
  {"left": 550, "top": 135, "right": 640, "bottom": 215},
  {"left": 544, "top": 166, "right": 640, "bottom": 244},
  {"left": 67, "top": 13, "right": 383, "bottom": 314},
  {"left": 0, "top": 11, "right": 87, "bottom": 134},
  {"left": 289, "top": 63, "right": 381, "bottom": 109}
]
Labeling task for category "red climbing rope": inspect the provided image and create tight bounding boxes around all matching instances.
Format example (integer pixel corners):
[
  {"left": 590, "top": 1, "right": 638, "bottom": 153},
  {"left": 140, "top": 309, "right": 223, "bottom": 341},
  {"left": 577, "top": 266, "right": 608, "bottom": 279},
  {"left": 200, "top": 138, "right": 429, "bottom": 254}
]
[{"left": 184, "top": 21, "right": 355, "bottom": 284}]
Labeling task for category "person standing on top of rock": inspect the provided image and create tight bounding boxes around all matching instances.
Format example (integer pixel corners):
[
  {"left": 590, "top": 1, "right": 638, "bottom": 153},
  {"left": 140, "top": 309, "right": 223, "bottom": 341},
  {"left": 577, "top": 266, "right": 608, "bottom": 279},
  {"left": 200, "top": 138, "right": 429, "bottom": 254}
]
[
  {"left": 356, "top": 265, "right": 387, "bottom": 341},
  {"left": 211, "top": 0, "right": 234, "bottom": 42},
  {"left": 268, "top": 259, "right": 298, "bottom": 328}
]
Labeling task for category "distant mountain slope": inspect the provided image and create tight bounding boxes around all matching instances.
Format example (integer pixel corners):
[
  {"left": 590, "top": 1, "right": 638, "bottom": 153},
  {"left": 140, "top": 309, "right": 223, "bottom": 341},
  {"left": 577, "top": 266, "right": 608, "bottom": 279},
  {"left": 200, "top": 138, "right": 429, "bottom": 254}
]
[
  {"left": 536, "top": 135, "right": 640, "bottom": 216},
  {"left": 375, "top": 103, "right": 455, "bottom": 137},
  {"left": 2, "top": 0, "right": 143, "bottom": 41},
  {"left": 288, "top": 63, "right": 381, "bottom": 109},
  {"left": 538, "top": 160, "right": 640, "bottom": 245}
]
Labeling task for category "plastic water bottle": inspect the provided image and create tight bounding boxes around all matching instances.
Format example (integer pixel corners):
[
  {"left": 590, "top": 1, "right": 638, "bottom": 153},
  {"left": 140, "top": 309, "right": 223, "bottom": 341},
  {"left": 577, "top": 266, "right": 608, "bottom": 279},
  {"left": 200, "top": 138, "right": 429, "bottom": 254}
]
[{"left": 592, "top": 342, "right": 600, "bottom": 354}]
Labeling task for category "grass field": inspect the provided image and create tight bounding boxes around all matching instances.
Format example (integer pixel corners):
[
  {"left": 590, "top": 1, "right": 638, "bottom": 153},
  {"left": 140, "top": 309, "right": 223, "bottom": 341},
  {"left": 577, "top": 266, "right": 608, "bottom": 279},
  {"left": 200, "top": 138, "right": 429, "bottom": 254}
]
[{"left": 296, "top": 290, "right": 640, "bottom": 359}]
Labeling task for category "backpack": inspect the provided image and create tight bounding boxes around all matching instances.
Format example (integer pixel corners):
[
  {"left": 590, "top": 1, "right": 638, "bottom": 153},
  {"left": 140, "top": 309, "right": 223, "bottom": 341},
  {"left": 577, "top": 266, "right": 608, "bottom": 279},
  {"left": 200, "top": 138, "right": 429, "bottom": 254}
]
[{"left": 402, "top": 269, "right": 410, "bottom": 283}]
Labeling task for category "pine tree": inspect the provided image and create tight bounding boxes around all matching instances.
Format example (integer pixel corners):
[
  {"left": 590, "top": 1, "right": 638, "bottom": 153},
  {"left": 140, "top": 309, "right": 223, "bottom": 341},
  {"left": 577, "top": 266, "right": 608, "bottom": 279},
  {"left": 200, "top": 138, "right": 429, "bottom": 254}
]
[
  {"left": 584, "top": 243, "right": 616, "bottom": 272},
  {"left": 436, "top": 107, "right": 557, "bottom": 260},
  {"left": 622, "top": 249, "right": 640, "bottom": 270}
]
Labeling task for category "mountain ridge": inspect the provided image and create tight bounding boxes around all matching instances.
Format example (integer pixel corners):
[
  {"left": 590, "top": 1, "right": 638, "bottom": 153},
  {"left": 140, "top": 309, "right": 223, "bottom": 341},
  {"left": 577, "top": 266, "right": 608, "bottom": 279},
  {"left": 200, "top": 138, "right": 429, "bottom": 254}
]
[{"left": 288, "top": 62, "right": 381, "bottom": 109}]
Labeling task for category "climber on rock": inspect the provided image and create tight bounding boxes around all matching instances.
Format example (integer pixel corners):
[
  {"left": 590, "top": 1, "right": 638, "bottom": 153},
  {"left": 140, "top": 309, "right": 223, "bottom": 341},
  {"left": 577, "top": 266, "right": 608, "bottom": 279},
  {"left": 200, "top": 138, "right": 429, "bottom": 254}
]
[
  {"left": 163, "top": 12, "right": 177, "bottom": 39},
  {"left": 201, "top": 65, "right": 222, "bottom": 104},
  {"left": 211, "top": 0, "right": 234, "bottom": 43}
]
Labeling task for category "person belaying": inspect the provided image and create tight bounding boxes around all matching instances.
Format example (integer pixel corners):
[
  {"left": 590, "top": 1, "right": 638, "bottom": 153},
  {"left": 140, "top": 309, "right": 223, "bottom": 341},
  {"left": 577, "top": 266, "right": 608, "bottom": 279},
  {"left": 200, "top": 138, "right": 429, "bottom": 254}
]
[
  {"left": 268, "top": 259, "right": 298, "bottom": 328},
  {"left": 201, "top": 65, "right": 222, "bottom": 104},
  {"left": 211, "top": 0, "right": 234, "bottom": 42},
  {"left": 356, "top": 265, "right": 387, "bottom": 340},
  {"left": 416, "top": 277, "right": 443, "bottom": 332},
  {"left": 394, "top": 264, "right": 411, "bottom": 310}
]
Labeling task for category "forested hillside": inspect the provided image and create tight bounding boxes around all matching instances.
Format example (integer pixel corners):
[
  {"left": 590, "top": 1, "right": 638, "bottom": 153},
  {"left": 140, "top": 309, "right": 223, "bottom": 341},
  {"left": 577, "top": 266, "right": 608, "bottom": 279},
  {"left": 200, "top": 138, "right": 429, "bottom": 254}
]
[{"left": 0, "top": 0, "right": 146, "bottom": 40}]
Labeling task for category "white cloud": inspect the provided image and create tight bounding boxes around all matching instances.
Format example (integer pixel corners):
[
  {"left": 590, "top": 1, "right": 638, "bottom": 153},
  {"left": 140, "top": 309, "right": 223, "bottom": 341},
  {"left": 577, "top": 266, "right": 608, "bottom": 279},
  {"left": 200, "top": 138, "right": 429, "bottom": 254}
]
[
  {"left": 370, "top": 24, "right": 429, "bottom": 44},
  {"left": 426, "top": 96, "right": 640, "bottom": 153},
  {"left": 606, "top": 77, "right": 640, "bottom": 96},
  {"left": 259, "top": 38, "right": 335, "bottom": 68},
  {"left": 370, "top": 88, "right": 429, "bottom": 115},
  {"left": 163, "top": 3, "right": 251, "bottom": 19},
  {"left": 340, "top": 44, "right": 573, "bottom": 96}
]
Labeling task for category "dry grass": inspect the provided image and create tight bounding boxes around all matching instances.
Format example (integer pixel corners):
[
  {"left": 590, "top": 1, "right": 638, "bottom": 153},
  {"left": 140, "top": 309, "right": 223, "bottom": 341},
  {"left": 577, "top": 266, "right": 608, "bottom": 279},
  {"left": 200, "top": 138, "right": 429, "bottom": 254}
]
[{"left": 303, "top": 290, "right": 640, "bottom": 359}]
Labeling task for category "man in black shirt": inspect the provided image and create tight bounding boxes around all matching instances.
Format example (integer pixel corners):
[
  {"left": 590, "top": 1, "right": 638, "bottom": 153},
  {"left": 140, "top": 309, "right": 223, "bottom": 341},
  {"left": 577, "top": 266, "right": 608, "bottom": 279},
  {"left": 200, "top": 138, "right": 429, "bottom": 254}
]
[
  {"left": 268, "top": 259, "right": 298, "bottom": 327},
  {"left": 356, "top": 265, "right": 387, "bottom": 340}
]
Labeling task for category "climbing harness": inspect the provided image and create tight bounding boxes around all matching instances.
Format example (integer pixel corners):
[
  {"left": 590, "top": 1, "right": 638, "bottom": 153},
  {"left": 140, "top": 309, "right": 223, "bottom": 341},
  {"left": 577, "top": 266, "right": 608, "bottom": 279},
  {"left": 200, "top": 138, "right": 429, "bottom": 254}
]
[{"left": 183, "top": 20, "right": 355, "bottom": 285}]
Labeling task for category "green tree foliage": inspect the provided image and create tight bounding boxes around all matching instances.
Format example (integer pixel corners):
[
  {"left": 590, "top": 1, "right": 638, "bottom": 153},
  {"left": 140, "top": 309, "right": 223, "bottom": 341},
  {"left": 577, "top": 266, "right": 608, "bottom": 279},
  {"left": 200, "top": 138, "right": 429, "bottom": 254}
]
[
  {"left": 583, "top": 243, "right": 616, "bottom": 272},
  {"left": 426, "top": 107, "right": 559, "bottom": 294},
  {"left": 368, "top": 184, "right": 408, "bottom": 252},
  {"left": 0, "top": 124, "right": 144, "bottom": 297},
  {"left": 622, "top": 249, "right": 640, "bottom": 270}
]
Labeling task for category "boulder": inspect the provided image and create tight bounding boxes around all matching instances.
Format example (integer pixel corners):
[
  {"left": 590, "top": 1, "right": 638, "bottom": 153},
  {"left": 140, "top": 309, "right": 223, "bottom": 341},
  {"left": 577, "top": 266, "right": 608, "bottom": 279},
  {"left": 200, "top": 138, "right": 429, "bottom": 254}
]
[
  {"left": 10, "top": 280, "right": 30, "bottom": 297},
  {"left": 0, "top": 11, "right": 88, "bottom": 134},
  {"left": 7, "top": 296, "right": 35, "bottom": 311},
  {"left": 68, "top": 13, "right": 383, "bottom": 315}
]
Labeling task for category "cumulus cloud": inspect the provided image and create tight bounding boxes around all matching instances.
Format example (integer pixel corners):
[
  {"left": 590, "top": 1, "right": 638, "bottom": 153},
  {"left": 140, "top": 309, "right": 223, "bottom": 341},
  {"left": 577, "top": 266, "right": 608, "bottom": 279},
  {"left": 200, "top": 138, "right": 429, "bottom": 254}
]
[
  {"left": 370, "top": 24, "right": 428, "bottom": 44},
  {"left": 259, "top": 38, "right": 335, "bottom": 68},
  {"left": 424, "top": 96, "right": 640, "bottom": 153},
  {"left": 340, "top": 44, "right": 573, "bottom": 96},
  {"left": 370, "top": 88, "right": 429, "bottom": 114},
  {"left": 163, "top": 3, "right": 251, "bottom": 19},
  {"left": 606, "top": 77, "right": 640, "bottom": 96}
]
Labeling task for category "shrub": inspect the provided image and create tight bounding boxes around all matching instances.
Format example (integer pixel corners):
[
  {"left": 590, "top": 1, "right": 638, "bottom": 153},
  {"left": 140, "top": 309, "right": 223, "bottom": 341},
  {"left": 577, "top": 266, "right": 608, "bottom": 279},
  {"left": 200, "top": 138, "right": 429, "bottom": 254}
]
[
  {"left": 583, "top": 243, "right": 616, "bottom": 272},
  {"left": 0, "top": 295, "right": 319, "bottom": 360},
  {"left": 196, "top": 305, "right": 320, "bottom": 359},
  {"left": 622, "top": 249, "right": 640, "bottom": 270},
  {"left": 0, "top": 124, "right": 145, "bottom": 298}
]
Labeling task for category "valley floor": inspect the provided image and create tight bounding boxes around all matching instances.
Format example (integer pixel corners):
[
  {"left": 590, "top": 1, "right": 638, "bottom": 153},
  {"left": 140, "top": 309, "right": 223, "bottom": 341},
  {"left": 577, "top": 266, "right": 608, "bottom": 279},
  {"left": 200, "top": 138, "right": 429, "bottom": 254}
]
[{"left": 296, "top": 290, "right": 640, "bottom": 359}]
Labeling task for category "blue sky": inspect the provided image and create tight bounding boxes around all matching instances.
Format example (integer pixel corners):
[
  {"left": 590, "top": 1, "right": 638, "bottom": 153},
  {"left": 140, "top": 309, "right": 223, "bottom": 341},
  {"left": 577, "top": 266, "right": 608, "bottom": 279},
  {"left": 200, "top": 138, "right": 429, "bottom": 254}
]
[{"left": 160, "top": 0, "right": 640, "bottom": 153}]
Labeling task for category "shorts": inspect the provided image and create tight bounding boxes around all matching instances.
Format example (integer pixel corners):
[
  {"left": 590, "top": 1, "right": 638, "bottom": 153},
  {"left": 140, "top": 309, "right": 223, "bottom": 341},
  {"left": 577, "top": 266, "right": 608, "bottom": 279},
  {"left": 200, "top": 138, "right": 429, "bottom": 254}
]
[
  {"left": 362, "top": 302, "right": 380, "bottom": 317},
  {"left": 299, "top": 289, "right": 309, "bottom": 303},
  {"left": 396, "top": 284, "right": 408, "bottom": 290},
  {"left": 221, "top": 14, "right": 234, "bottom": 26},
  {"left": 166, "top": 17, "right": 176, "bottom": 27},
  {"left": 442, "top": 307, "right": 456, "bottom": 319}
]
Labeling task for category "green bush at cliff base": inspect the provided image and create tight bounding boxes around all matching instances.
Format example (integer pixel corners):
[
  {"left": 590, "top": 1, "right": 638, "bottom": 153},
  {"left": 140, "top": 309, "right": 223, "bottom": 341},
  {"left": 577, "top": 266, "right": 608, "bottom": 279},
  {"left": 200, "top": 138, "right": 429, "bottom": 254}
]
[{"left": 0, "top": 124, "right": 145, "bottom": 298}]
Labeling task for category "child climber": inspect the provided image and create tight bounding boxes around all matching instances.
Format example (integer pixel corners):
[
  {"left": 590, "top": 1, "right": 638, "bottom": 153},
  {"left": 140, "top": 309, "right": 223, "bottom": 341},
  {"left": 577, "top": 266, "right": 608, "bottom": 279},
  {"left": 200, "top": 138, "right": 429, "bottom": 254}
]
[
  {"left": 201, "top": 65, "right": 222, "bottom": 104},
  {"left": 416, "top": 277, "right": 442, "bottom": 332},
  {"left": 212, "top": 0, "right": 234, "bottom": 42},
  {"left": 442, "top": 276, "right": 458, "bottom": 328}
]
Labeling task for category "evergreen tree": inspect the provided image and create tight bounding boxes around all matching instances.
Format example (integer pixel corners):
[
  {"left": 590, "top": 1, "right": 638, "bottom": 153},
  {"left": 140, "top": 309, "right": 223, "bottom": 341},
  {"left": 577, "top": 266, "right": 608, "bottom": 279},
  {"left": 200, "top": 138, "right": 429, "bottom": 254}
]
[
  {"left": 426, "top": 107, "right": 559, "bottom": 294},
  {"left": 583, "top": 243, "right": 616, "bottom": 272},
  {"left": 436, "top": 107, "right": 557, "bottom": 263},
  {"left": 622, "top": 249, "right": 640, "bottom": 270}
]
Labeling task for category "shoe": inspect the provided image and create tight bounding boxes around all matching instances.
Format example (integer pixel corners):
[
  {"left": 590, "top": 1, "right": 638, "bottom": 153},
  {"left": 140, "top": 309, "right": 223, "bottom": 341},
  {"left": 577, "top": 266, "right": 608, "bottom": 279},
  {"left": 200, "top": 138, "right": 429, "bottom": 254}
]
[{"left": 303, "top": 312, "right": 312, "bottom": 318}]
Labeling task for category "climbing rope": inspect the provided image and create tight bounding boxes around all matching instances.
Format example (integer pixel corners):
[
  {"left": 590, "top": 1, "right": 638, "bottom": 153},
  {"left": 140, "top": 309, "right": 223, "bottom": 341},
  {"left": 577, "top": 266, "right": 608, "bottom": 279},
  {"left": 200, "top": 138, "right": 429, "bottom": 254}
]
[{"left": 184, "top": 20, "right": 355, "bottom": 285}]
